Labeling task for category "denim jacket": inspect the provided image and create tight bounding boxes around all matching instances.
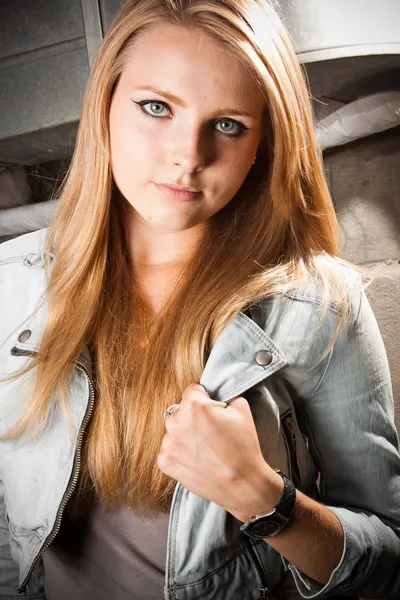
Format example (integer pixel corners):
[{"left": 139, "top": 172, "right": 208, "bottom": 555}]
[{"left": 0, "top": 228, "right": 399, "bottom": 600}]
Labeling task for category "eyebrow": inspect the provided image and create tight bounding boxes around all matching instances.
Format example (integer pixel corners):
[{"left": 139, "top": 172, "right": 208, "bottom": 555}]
[{"left": 134, "top": 86, "right": 257, "bottom": 119}]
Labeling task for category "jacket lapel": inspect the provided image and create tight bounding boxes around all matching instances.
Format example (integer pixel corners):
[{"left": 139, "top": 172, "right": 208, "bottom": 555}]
[{"left": 200, "top": 310, "right": 286, "bottom": 403}]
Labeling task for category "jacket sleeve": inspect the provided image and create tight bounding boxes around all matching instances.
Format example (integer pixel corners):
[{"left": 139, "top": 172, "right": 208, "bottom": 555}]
[
  {"left": 284, "top": 280, "right": 400, "bottom": 598},
  {"left": 0, "top": 473, "right": 21, "bottom": 599},
  {"left": 0, "top": 248, "right": 23, "bottom": 597}
]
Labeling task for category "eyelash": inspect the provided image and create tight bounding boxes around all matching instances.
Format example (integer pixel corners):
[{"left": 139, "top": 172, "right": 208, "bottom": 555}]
[{"left": 132, "top": 99, "right": 249, "bottom": 138}]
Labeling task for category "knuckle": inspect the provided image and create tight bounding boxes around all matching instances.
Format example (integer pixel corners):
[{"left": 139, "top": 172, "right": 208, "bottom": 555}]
[
  {"left": 161, "top": 436, "right": 179, "bottom": 461},
  {"left": 162, "top": 435, "right": 173, "bottom": 453},
  {"left": 188, "top": 383, "right": 204, "bottom": 392},
  {"left": 158, "top": 443, "right": 171, "bottom": 464},
  {"left": 157, "top": 453, "right": 169, "bottom": 471},
  {"left": 191, "top": 397, "right": 206, "bottom": 413},
  {"left": 164, "top": 417, "right": 173, "bottom": 430},
  {"left": 165, "top": 414, "right": 180, "bottom": 430},
  {"left": 182, "top": 394, "right": 206, "bottom": 416},
  {"left": 182, "top": 383, "right": 205, "bottom": 402}
]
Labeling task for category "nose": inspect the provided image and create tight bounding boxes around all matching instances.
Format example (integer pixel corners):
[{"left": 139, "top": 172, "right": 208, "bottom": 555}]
[{"left": 172, "top": 125, "right": 209, "bottom": 173}]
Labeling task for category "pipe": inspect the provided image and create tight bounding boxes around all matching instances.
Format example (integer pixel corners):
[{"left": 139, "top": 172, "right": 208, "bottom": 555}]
[
  {"left": 316, "top": 91, "right": 400, "bottom": 151},
  {"left": 0, "top": 200, "right": 58, "bottom": 236}
]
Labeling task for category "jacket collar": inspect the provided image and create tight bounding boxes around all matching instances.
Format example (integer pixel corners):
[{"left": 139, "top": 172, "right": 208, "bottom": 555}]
[
  {"left": 200, "top": 310, "right": 286, "bottom": 403},
  {"left": 12, "top": 245, "right": 286, "bottom": 401},
  {"left": 12, "top": 301, "right": 286, "bottom": 404}
]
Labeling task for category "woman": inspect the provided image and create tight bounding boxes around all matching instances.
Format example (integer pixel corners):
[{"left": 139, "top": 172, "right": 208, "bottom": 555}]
[{"left": 0, "top": 0, "right": 399, "bottom": 598}]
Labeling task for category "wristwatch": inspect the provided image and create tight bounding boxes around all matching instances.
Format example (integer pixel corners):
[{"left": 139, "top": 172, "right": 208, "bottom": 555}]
[{"left": 239, "top": 470, "right": 297, "bottom": 539}]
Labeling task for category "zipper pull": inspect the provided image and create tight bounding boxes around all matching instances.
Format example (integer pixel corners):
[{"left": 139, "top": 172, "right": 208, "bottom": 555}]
[{"left": 259, "top": 588, "right": 270, "bottom": 599}]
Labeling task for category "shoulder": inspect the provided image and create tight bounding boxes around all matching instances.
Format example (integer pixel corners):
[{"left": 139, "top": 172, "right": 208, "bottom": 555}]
[
  {"left": 258, "top": 255, "right": 364, "bottom": 326},
  {"left": 0, "top": 229, "right": 50, "bottom": 342},
  {"left": 282, "top": 255, "right": 363, "bottom": 313},
  {"left": 253, "top": 256, "right": 365, "bottom": 398},
  {"left": 0, "top": 227, "right": 49, "bottom": 265}
]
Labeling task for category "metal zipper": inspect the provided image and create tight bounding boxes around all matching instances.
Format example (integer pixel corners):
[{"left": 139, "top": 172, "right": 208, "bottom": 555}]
[
  {"left": 241, "top": 532, "right": 271, "bottom": 600},
  {"left": 280, "top": 411, "right": 301, "bottom": 488},
  {"left": 9, "top": 345, "right": 273, "bottom": 597},
  {"left": 10, "top": 347, "right": 95, "bottom": 594}
]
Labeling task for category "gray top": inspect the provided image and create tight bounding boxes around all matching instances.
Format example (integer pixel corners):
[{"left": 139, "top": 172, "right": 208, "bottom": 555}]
[{"left": 43, "top": 494, "right": 170, "bottom": 600}]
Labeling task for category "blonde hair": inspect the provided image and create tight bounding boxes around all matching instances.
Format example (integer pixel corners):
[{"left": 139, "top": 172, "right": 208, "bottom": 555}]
[{"left": 1, "top": 0, "right": 366, "bottom": 515}]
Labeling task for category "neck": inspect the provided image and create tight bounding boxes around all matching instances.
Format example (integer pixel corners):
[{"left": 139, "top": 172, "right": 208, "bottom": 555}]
[{"left": 123, "top": 202, "right": 206, "bottom": 268}]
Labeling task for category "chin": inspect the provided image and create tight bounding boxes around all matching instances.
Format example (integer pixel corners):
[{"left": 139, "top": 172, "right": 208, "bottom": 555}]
[
  {"left": 150, "top": 218, "right": 203, "bottom": 232},
  {"left": 146, "top": 208, "right": 203, "bottom": 229}
]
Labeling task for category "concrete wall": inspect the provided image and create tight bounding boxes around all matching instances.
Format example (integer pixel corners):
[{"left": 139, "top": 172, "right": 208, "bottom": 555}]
[{"left": 318, "top": 97, "right": 400, "bottom": 434}]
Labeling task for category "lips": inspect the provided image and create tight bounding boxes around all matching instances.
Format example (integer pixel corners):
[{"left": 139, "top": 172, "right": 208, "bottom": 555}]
[
  {"left": 157, "top": 183, "right": 201, "bottom": 192},
  {"left": 154, "top": 183, "right": 203, "bottom": 202}
]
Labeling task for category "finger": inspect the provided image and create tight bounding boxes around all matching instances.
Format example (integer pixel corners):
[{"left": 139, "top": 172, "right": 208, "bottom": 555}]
[
  {"left": 164, "top": 416, "right": 184, "bottom": 433},
  {"left": 164, "top": 406, "right": 182, "bottom": 430},
  {"left": 225, "top": 396, "right": 257, "bottom": 430},
  {"left": 183, "top": 383, "right": 209, "bottom": 397},
  {"left": 181, "top": 388, "right": 228, "bottom": 413},
  {"left": 225, "top": 395, "right": 251, "bottom": 414},
  {"left": 181, "top": 384, "right": 210, "bottom": 407}
]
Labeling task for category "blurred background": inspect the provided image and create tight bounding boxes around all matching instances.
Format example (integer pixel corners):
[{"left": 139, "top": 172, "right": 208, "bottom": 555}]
[{"left": 0, "top": 0, "right": 399, "bottom": 437}]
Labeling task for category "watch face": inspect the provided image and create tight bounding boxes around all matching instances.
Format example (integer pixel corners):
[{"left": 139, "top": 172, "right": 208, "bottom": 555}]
[{"left": 251, "top": 519, "right": 282, "bottom": 538}]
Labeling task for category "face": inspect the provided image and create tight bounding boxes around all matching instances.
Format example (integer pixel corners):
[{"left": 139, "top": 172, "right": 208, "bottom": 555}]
[{"left": 109, "top": 23, "right": 265, "bottom": 235}]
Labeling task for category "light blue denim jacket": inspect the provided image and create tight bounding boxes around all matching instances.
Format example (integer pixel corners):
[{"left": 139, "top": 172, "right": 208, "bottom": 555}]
[{"left": 0, "top": 228, "right": 399, "bottom": 600}]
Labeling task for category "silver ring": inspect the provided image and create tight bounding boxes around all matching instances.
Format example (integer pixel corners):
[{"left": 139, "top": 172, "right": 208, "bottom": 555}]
[{"left": 164, "top": 404, "right": 181, "bottom": 419}]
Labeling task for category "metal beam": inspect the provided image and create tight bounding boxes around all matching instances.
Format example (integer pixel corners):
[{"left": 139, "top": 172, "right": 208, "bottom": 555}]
[{"left": 80, "top": 0, "right": 103, "bottom": 67}]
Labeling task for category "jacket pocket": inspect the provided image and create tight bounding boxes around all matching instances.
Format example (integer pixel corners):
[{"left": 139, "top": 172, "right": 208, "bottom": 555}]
[{"left": 280, "top": 409, "right": 301, "bottom": 488}]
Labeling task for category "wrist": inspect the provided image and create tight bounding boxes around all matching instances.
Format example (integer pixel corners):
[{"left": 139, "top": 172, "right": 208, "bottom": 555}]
[
  {"left": 240, "top": 470, "right": 297, "bottom": 539},
  {"left": 232, "top": 463, "right": 285, "bottom": 523}
]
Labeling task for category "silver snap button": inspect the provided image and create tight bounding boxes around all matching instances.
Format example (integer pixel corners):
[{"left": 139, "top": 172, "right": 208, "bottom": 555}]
[
  {"left": 255, "top": 350, "right": 273, "bottom": 366},
  {"left": 18, "top": 330, "right": 32, "bottom": 343},
  {"left": 23, "top": 253, "right": 35, "bottom": 267},
  {"left": 23, "top": 252, "right": 43, "bottom": 268}
]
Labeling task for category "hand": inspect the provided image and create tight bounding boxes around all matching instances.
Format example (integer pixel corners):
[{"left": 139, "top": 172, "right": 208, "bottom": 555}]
[{"left": 157, "top": 383, "right": 284, "bottom": 522}]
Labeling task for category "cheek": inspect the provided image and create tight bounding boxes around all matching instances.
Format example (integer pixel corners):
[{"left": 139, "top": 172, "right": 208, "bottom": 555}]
[
  {"left": 110, "top": 122, "right": 146, "bottom": 169},
  {"left": 214, "top": 157, "right": 253, "bottom": 204},
  {"left": 109, "top": 105, "right": 161, "bottom": 186}
]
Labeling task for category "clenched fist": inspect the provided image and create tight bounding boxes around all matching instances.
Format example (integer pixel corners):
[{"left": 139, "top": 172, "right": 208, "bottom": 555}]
[{"left": 157, "top": 383, "right": 284, "bottom": 523}]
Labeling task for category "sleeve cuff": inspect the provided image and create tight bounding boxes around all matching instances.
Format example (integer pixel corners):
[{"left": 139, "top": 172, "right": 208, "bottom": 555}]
[{"left": 281, "top": 506, "right": 373, "bottom": 598}]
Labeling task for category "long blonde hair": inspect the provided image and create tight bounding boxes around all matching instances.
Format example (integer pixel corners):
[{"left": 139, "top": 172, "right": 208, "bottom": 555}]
[{"left": 1, "top": 0, "right": 363, "bottom": 515}]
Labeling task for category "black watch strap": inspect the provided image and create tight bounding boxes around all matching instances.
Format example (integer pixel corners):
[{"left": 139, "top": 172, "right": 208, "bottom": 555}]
[
  {"left": 273, "top": 470, "right": 296, "bottom": 518},
  {"left": 239, "top": 470, "right": 297, "bottom": 540}
]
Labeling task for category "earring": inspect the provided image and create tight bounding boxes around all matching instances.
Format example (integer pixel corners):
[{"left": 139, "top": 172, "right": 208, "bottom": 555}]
[{"left": 252, "top": 156, "right": 257, "bottom": 165}]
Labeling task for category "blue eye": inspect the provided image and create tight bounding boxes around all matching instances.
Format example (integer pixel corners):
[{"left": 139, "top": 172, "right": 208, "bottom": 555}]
[
  {"left": 132, "top": 99, "right": 248, "bottom": 138},
  {"left": 133, "top": 99, "right": 171, "bottom": 118},
  {"left": 215, "top": 119, "right": 248, "bottom": 138}
]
